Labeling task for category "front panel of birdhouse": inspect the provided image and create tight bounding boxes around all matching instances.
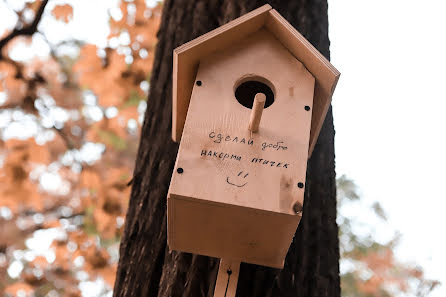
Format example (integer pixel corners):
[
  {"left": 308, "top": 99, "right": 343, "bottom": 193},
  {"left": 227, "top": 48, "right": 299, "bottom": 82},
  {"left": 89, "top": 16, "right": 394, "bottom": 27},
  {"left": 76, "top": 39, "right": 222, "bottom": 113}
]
[{"left": 168, "top": 29, "right": 315, "bottom": 268}]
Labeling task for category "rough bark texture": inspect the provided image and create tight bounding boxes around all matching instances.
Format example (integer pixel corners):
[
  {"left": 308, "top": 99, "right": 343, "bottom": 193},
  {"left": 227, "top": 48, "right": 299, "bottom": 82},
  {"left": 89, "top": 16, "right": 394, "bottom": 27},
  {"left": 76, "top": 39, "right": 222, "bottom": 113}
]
[{"left": 113, "top": 1, "right": 339, "bottom": 296}]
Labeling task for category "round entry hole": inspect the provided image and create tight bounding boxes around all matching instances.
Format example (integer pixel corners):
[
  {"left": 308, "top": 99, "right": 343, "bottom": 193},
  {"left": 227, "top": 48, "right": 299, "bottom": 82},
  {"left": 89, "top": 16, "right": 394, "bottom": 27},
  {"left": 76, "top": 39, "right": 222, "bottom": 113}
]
[{"left": 234, "top": 80, "right": 274, "bottom": 109}]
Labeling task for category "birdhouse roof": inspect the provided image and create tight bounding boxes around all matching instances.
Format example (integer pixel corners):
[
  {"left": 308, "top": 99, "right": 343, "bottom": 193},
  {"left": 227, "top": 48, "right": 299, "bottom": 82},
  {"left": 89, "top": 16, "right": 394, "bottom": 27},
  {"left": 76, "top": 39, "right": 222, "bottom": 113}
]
[{"left": 172, "top": 4, "right": 340, "bottom": 155}]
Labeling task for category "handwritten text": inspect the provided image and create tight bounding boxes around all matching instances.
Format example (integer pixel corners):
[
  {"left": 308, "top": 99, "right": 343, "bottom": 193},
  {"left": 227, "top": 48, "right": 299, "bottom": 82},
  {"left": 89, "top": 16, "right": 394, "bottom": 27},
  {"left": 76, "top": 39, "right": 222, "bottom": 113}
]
[
  {"left": 201, "top": 150, "right": 242, "bottom": 161},
  {"left": 209, "top": 131, "right": 254, "bottom": 146}
]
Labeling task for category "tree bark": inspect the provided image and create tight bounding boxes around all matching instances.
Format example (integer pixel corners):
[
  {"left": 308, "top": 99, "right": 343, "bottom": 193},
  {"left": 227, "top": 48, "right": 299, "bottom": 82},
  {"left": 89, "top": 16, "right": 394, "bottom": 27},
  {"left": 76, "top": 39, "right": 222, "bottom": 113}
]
[{"left": 113, "top": 1, "right": 339, "bottom": 297}]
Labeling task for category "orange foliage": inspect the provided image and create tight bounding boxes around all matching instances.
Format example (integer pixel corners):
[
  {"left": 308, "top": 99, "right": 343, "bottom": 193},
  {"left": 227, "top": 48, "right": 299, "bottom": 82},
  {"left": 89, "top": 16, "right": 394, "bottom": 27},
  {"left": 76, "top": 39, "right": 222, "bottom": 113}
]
[
  {"left": 4, "top": 282, "right": 34, "bottom": 296},
  {"left": 357, "top": 248, "right": 418, "bottom": 294},
  {"left": 51, "top": 4, "right": 74, "bottom": 23},
  {"left": 0, "top": 0, "right": 161, "bottom": 295},
  {"left": 74, "top": 46, "right": 129, "bottom": 107},
  {"left": 0, "top": 139, "right": 49, "bottom": 213},
  {"left": 0, "top": 61, "right": 28, "bottom": 105}
]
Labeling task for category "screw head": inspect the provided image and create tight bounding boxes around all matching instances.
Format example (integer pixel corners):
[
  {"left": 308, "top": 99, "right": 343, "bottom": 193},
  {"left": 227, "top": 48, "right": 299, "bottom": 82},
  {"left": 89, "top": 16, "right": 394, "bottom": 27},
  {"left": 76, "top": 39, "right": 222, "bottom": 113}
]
[
  {"left": 304, "top": 106, "right": 311, "bottom": 111},
  {"left": 177, "top": 167, "right": 184, "bottom": 174},
  {"left": 297, "top": 182, "right": 304, "bottom": 188},
  {"left": 196, "top": 80, "right": 202, "bottom": 86},
  {"left": 227, "top": 269, "right": 232, "bottom": 275}
]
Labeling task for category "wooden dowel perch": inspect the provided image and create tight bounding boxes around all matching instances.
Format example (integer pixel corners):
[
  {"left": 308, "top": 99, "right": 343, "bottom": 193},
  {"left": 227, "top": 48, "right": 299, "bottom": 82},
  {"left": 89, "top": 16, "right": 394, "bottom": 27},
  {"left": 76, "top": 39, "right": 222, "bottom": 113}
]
[
  {"left": 248, "top": 93, "right": 266, "bottom": 133},
  {"left": 213, "top": 259, "right": 240, "bottom": 297}
]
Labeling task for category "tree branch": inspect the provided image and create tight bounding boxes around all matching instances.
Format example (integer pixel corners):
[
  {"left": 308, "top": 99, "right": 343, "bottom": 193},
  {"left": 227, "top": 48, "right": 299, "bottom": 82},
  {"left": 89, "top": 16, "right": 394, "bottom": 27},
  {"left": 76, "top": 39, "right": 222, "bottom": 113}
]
[
  {"left": 0, "top": 0, "right": 49, "bottom": 58},
  {"left": 53, "top": 127, "right": 76, "bottom": 150}
]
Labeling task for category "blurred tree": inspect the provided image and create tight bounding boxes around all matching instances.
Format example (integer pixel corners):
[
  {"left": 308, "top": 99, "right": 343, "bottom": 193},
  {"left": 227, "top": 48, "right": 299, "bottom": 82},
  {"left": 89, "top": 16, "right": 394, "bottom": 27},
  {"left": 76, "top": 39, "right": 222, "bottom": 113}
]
[
  {"left": 337, "top": 175, "right": 440, "bottom": 297},
  {"left": 113, "top": 1, "right": 339, "bottom": 297},
  {"left": 0, "top": 0, "right": 161, "bottom": 296}
]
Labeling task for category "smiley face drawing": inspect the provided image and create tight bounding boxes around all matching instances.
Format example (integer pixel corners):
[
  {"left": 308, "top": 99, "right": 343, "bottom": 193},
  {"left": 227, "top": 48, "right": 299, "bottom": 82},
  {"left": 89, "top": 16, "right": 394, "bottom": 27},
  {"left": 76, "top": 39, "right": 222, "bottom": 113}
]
[{"left": 226, "top": 171, "right": 249, "bottom": 188}]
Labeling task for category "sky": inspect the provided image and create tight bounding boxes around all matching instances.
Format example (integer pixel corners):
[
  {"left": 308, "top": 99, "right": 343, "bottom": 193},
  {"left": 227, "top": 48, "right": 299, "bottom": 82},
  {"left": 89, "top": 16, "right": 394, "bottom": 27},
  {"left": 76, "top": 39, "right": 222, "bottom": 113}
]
[
  {"left": 329, "top": 0, "right": 446, "bottom": 295},
  {"left": 0, "top": 0, "right": 445, "bottom": 296}
]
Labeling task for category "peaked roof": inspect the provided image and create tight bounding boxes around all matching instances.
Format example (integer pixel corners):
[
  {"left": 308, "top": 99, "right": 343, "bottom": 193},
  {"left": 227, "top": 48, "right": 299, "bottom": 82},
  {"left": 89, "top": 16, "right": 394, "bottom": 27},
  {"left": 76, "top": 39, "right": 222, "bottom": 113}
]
[{"left": 172, "top": 4, "right": 340, "bottom": 155}]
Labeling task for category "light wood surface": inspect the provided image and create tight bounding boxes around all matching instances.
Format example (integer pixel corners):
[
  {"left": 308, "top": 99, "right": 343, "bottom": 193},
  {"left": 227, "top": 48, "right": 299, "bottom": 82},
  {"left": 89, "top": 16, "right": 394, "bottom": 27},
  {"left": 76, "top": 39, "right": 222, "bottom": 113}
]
[
  {"left": 173, "top": 4, "right": 271, "bottom": 142},
  {"left": 213, "top": 259, "right": 240, "bottom": 297},
  {"left": 168, "top": 29, "right": 311, "bottom": 268},
  {"left": 171, "top": 4, "right": 339, "bottom": 156},
  {"left": 265, "top": 9, "right": 340, "bottom": 155},
  {"left": 248, "top": 93, "right": 266, "bottom": 133}
]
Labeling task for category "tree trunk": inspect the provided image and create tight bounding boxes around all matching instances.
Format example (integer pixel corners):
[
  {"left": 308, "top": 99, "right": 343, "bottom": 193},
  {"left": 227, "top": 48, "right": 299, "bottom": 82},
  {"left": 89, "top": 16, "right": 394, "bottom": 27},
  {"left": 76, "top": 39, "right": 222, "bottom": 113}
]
[{"left": 113, "top": 1, "right": 339, "bottom": 296}]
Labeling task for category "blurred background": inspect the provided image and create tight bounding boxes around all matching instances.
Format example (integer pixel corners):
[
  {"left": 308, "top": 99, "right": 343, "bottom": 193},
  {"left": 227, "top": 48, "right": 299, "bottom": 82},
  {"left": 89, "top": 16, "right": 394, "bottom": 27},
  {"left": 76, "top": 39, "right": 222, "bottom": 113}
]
[{"left": 0, "top": 0, "right": 443, "bottom": 296}]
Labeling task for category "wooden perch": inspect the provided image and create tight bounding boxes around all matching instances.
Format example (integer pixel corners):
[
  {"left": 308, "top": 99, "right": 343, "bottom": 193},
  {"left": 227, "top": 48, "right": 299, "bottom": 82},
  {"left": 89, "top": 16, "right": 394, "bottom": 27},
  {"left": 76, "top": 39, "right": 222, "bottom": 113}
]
[{"left": 248, "top": 93, "right": 266, "bottom": 133}]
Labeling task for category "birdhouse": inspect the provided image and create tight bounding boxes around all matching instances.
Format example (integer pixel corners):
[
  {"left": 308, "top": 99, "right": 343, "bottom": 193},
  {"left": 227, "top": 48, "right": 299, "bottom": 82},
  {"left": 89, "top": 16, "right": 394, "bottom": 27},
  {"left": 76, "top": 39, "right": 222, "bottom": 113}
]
[{"left": 167, "top": 4, "right": 339, "bottom": 295}]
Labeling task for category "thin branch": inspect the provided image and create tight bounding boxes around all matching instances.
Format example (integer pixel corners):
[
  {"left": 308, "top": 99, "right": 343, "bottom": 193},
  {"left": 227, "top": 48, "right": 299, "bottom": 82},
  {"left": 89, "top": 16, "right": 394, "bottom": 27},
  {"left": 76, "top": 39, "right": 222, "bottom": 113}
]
[
  {"left": 37, "top": 31, "right": 80, "bottom": 88},
  {"left": 53, "top": 127, "right": 76, "bottom": 150},
  {"left": 0, "top": 0, "right": 49, "bottom": 58},
  {"left": 0, "top": 102, "right": 21, "bottom": 110}
]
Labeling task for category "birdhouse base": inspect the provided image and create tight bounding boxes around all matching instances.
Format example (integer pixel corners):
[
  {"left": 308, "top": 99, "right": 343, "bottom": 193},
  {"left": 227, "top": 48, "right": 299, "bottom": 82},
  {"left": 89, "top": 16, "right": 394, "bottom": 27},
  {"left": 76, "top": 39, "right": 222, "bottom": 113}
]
[{"left": 168, "top": 193, "right": 300, "bottom": 268}]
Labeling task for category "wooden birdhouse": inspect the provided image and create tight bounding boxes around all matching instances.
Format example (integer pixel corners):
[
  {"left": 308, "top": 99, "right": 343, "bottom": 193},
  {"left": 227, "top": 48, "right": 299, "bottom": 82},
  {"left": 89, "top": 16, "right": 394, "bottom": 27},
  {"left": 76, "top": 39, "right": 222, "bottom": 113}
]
[{"left": 167, "top": 4, "right": 339, "bottom": 296}]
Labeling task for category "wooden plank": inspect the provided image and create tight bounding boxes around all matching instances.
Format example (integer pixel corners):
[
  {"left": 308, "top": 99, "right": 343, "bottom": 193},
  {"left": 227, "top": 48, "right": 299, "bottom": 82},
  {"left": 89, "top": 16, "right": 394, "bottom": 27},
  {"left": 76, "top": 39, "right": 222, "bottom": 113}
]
[
  {"left": 265, "top": 9, "right": 340, "bottom": 155},
  {"left": 172, "top": 4, "right": 272, "bottom": 142},
  {"left": 213, "top": 259, "right": 240, "bottom": 297}
]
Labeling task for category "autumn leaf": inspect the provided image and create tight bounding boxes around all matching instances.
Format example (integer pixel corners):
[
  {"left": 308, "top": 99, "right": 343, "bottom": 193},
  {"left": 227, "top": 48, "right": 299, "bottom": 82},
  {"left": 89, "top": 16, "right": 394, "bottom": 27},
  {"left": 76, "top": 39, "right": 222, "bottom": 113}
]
[
  {"left": 0, "top": 139, "right": 52, "bottom": 213},
  {"left": 97, "top": 129, "right": 127, "bottom": 151},
  {"left": 0, "top": 1, "right": 160, "bottom": 296},
  {"left": 0, "top": 61, "right": 28, "bottom": 105},
  {"left": 51, "top": 4, "right": 74, "bottom": 23},
  {"left": 74, "top": 46, "right": 129, "bottom": 106},
  {"left": 4, "top": 282, "right": 35, "bottom": 296}
]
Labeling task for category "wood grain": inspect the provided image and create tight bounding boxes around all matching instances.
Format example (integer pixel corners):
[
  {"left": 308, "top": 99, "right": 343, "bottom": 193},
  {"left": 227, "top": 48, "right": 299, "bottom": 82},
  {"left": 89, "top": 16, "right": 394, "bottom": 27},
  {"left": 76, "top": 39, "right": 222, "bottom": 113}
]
[
  {"left": 265, "top": 9, "right": 340, "bottom": 155},
  {"left": 173, "top": 4, "right": 272, "bottom": 142},
  {"left": 172, "top": 4, "right": 340, "bottom": 157},
  {"left": 213, "top": 259, "right": 240, "bottom": 297},
  {"left": 168, "top": 29, "right": 313, "bottom": 268}
]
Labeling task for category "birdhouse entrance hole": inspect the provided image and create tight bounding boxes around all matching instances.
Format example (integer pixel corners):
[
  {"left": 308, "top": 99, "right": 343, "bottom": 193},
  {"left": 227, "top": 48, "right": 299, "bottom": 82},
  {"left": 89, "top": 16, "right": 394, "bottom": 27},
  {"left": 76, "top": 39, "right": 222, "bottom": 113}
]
[{"left": 234, "top": 76, "right": 275, "bottom": 109}]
